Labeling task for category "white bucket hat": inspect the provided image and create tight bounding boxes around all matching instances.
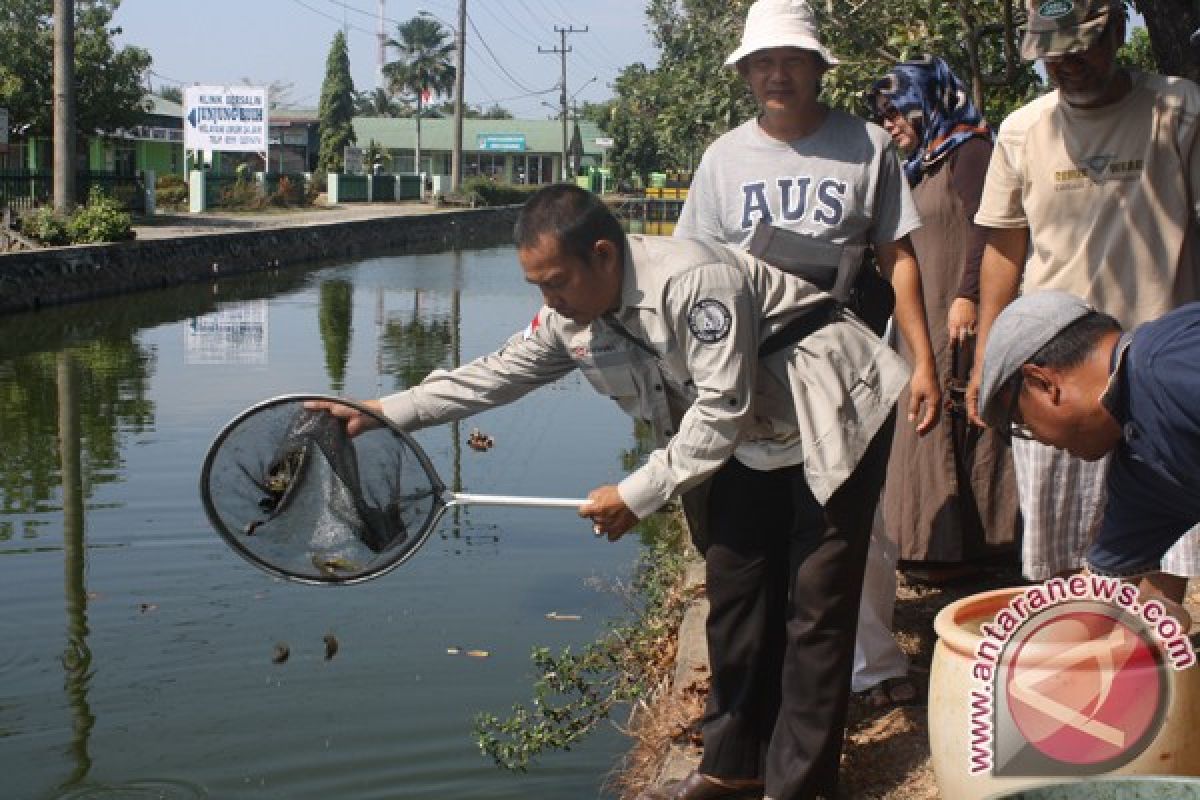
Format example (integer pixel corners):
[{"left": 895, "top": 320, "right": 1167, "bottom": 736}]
[{"left": 725, "top": 0, "right": 839, "bottom": 67}]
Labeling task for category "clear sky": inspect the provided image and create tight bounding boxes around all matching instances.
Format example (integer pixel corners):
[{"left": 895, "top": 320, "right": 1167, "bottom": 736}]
[{"left": 112, "top": 0, "right": 660, "bottom": 119}]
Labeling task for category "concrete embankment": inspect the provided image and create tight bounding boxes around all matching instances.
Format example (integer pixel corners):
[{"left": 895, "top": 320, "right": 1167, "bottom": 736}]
[{"left": 0, "top": 205, "right": 520, "bottom": 315}]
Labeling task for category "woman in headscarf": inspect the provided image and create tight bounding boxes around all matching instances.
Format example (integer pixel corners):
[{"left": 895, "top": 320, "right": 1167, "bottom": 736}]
[{"left": 866, "top": 56, "right": 1019, "bottom": 578}]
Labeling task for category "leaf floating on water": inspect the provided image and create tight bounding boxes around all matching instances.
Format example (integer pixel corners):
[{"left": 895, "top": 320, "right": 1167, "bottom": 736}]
[
  {"left": 465, "top": 649, "right": 490, "bottom": 658},
  {"left": 544, "top": 611, "right": 582, "bottom": 621},
  {"left": 323, "top": 633, "right": 339, "bottom": 661},
  {"left": 272, "top": 643, "right": 290, "bottom": 664},
  {"left": 446, "top": 646, "right": 463, "bottom": 655}
]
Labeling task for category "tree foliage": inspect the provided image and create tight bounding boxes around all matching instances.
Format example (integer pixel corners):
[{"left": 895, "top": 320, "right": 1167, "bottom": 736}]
[
  {"left": 317, "top": 30, "right": 357, "bottom": 174},
  {"left": 607, "top": 0, "right": 1046, "bottom": 181},
  {"left": 0, "top": 0, "right": 151, "bottom": 137},
  {"left": 1117, "top": 25, "right": 1158, "bottom": 72},
  {"left": 384, "top": 15, "right": 456, "bottom": 173},
  {"left": 354, "top": 87, "right": 405, "bottom": 118},
  {"left": 154, "top": 85, "right": 183, "bottom": 105},
  {"left": 1133, "top": 0, "right": 1200, "bottom": 82}
]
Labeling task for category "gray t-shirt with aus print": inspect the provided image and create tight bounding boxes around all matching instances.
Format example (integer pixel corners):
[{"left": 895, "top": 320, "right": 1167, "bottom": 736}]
[{"left": 675, "top": 110, "right": 921, "bottom": 249}]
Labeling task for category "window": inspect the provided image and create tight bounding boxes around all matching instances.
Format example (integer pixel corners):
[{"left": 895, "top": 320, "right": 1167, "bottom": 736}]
[
  {"left": 114, "top": 142, "right": 137, "bottom": 176},
  {"left": 464, "top": 153, "right": 507, "bottom": 181},
  {"left": 524, "top": 155, "right": 554, "bottom": 185}
]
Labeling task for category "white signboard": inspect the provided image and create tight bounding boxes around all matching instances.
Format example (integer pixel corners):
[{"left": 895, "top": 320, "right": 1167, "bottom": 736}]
[
  {"left": 343, "top": 146, "right": 364, "bottom": 175},
  {"left": 594, "top": 137, "right": 614, "bottom": 148},
  {"left": 183, "top": 86, "right": 268, "bottom": 153}
]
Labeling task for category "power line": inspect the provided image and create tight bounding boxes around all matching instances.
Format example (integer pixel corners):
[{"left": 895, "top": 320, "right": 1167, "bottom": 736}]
[
  {"left": 467, "top": 13, "right": 548, "bottom": 95},
  {"left": 286, "top": 0, "right": 375, "bottom": 37},
  {"left": 474, "top": 1, "right": 540, "bottom": 48}
]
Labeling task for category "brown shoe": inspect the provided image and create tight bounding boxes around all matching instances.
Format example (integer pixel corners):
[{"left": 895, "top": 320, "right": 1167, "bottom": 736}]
[{"left": 637, "top": 770, "right": 764, "bottom": 800}]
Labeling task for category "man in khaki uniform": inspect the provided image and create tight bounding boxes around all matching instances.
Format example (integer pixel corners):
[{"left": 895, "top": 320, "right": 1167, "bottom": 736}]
[
  {"left": 331, "top": 185, "right": 908, "bottom": 799},
  {"left": 966, "top": 0, "right": 1200, "bottom": 599}
]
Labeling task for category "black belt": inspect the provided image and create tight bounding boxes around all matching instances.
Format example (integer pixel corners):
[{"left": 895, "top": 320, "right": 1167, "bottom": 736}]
[{"left": 758, "top": 300, "right": 840, "bottom": 358}]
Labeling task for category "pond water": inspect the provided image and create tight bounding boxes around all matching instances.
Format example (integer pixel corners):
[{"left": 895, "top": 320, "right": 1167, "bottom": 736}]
[{"left": 0, "top": 247, "right": 647, "bottom": 799}]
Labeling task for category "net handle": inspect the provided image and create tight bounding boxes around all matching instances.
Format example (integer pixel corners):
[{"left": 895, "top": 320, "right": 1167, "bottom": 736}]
[{"left": 445, "top": 491, "right": 587, "bottom": 509}]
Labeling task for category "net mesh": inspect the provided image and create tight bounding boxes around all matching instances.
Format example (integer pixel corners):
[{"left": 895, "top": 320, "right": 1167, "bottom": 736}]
[{"left": 202, "top": 398, "right": 441, "bottom": 583}]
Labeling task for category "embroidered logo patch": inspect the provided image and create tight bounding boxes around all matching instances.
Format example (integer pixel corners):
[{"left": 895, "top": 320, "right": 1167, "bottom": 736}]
[
  {"left": 687, "top": 298, "right": 732, "bottom": 344},
  {"left": 1037, "top": 0, "right": 1073, "bottom": 19}
]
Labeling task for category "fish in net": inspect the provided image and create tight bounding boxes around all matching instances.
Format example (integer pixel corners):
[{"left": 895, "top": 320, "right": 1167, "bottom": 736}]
[{"left": 202, "top": 398, "right": 439, "bottom": 583}]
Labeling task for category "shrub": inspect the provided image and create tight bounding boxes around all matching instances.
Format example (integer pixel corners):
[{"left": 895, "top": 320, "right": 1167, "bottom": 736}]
[
  {"left": 269, "top": 175, "right": 306, "bottom": 208},
  {"left": 20, "top": 207, "right": 71, "bottom": 245},
  {"left": 459, "top": 177, "right": 537, "bottom": 207},
  {"left": 220, "top": 178, "right": 267, "bottom": 211},
  {"left": 156, "top": 173, "right": 189, "bottom": 210},
  {"left": 67, "top": 186, "right": 135, "bottom": 243}
]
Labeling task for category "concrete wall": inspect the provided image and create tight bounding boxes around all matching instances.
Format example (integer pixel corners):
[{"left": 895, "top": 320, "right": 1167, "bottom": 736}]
[{"left": 0, "top": 207, "right": 520, "bottom": 315}]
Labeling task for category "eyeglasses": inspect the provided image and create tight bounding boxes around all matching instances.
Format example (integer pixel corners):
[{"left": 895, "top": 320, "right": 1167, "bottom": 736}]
[{"left": 1002, "top": 373, "right": 1036, "bottom": 441}]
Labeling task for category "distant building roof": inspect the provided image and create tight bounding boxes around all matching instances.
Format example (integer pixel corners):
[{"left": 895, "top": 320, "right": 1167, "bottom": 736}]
[
  {"left": 144, "top": 94, "right": 183, "bottom": 117},
  {"left": 272, "top": 107, "right": 319, "bottom": 124},
  {"left": 351, "top": 116, "right": 606, "bottom": 156}
]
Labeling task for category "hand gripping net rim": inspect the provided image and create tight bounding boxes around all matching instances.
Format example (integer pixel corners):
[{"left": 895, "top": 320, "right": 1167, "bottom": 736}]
[{"left": 199, "top": 394, "right": 450, "bottom": 585}]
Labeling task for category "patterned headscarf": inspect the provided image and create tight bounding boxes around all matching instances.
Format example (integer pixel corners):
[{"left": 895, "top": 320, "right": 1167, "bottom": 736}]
[{"left": 865, "top": 55, "right": 993, "bottom": 187}]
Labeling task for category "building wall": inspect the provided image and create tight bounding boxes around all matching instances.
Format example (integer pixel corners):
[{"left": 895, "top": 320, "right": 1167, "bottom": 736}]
[{"left": 138, "top": 141, "right": 182, "bottom": 177}]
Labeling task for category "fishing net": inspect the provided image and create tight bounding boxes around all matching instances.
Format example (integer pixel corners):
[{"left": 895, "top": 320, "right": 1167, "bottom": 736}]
[{"left": 201, "top": 396, "right": 443, "bottom": 584}]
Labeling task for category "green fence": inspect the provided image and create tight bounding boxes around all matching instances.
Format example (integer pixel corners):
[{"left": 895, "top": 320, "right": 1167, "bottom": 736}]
[
  {"left": 0, "top": 170, "right": 145, "bottom": 213},
  {"left": 204, "top": 174, "right": 242, "bottom": 208},
  {"left": 371, "top": 174, "right": 396, "bottom": 202},
  {"left": 397, "top": 174, "right": 422, "bottom": 200},
  {"left": 339, "top": 174, "right": 369, "bottom": 202}
]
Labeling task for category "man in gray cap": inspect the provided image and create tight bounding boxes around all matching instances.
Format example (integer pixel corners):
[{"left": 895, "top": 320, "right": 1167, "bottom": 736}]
[
  {"left": 977, "top": 291, "right": 1200, "bottom": 595},
  {"left": 966, "top": 0, "right": 1200, "bottom": 595}
]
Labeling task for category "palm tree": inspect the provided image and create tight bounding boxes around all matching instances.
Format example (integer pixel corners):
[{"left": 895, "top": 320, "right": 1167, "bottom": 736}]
[
  {"left": 353, "top": 88, "right": 405, "bottom": 118},
  {"left": 383, "top": 15, "right": 456, "bottom": 176}
]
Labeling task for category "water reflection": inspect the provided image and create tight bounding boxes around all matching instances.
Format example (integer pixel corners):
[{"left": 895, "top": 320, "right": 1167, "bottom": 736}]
[
  {"left": 0, "top": 338, "right": 154, "bottom": 527},
  {"left": 58, "top": 352, "right": 95, "bottom": 789},
  {"left": 0, "top": 251, "right": 636, "bottom": 800},
  {"left": 318, "top": 281, "right": 353, "bottom": 392},
  {"left": 184, "top": 301, "right": 269, "bottom": 365}
]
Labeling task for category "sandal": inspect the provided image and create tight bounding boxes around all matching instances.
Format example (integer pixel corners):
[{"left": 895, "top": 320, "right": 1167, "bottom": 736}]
[{"left": 856, "top": 675, "right": 920, "bottom": 709}]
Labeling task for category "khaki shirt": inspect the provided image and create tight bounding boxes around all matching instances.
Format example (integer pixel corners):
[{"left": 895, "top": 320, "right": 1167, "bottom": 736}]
[
  {"left": 380, "top": 235, "right": 908, "bottom": 520},
  {"left": 975, "top": 71, "right": 1200, "bottom": 327}
]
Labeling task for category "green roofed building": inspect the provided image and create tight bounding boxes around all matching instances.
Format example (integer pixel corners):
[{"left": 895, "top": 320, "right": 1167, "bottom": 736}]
[
  {"left": 3, "top": 94, "right": 185, "bottom": 176},
  {"left": 351, "top": 116, "right": 607, "bottom": 184}
]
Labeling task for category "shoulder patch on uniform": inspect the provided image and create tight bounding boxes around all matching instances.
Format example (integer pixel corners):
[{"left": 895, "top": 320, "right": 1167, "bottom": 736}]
[{"left": 687, "top": 298, "right": 732, "bottom": 344}]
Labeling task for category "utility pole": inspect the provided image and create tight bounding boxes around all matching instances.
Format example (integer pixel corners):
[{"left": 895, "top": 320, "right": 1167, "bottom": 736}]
[
  {"left": 540, "top": 25, "right": 587, "bottom": 182},
  {"left": 452, "top": 0, "right": 465, "bottom": 191},
  {"left": 376, "top": 0, "right": 387, "bottom": 91},
  {"left": 53, "top": 0, "right": 76, "bottom": 211}
]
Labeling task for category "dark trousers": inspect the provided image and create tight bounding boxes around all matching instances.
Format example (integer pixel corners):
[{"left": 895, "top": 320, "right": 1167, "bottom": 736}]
[{"left": 698, "top": 416, "right": 894, "bottom": 800}]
